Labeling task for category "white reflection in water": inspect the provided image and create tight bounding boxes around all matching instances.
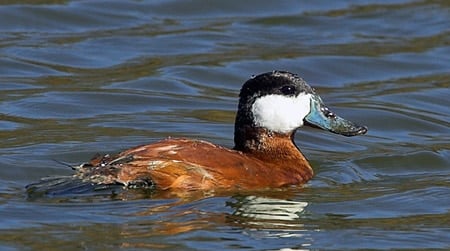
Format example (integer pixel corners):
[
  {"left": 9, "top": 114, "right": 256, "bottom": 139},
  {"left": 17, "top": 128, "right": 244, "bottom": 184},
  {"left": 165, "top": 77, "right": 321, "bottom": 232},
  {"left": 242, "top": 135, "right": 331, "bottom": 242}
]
[
  {"left": 233, "top": 195, "right": 308, "bottom": 221},
  {"left": 229, "top": 195, "right": 312, "bottom": 247}
]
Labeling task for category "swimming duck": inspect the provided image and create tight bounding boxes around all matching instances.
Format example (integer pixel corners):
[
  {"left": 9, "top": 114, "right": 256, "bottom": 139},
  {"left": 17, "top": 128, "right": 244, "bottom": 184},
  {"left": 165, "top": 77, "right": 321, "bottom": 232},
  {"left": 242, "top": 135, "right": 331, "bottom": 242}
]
[{"left": 27, "top": 71, "right": 367, "bottom": 194}]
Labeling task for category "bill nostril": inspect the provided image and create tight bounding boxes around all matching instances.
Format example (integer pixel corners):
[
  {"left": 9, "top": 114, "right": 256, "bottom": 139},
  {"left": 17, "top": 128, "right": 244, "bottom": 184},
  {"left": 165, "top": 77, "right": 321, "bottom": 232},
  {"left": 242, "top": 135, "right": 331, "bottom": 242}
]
[{"left": 321, "top": 106, "right": 335, "bottom": 118}]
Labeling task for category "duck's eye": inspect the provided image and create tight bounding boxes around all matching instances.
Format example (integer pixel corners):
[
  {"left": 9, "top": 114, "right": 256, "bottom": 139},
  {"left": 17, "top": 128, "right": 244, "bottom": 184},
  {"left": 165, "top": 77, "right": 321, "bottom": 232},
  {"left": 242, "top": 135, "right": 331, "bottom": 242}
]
[{"left": 280, "top": 85, "right": 296, "bottom": 95}]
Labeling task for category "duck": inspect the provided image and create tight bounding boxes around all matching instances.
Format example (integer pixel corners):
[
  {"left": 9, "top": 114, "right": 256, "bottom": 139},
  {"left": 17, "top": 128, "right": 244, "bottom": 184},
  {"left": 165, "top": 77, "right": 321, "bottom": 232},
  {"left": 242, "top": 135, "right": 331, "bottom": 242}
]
[{"left": 26, "top": 71, "right": 367, "bottom": 195}]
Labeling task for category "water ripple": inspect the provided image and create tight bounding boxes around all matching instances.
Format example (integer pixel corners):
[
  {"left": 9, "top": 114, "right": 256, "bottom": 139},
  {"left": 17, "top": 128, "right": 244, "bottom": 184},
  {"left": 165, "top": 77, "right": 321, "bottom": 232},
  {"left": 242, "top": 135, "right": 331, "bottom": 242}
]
[{"left": 0, "top": 0, "right": 449, "bottom": 250}]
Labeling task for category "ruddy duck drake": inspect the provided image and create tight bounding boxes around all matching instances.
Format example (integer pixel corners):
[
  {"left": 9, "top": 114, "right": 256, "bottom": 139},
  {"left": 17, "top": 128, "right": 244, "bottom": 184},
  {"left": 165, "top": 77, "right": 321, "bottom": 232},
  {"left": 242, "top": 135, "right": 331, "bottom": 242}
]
[{"left": 27, "top": 71, "right": 367, "bottom": 195}]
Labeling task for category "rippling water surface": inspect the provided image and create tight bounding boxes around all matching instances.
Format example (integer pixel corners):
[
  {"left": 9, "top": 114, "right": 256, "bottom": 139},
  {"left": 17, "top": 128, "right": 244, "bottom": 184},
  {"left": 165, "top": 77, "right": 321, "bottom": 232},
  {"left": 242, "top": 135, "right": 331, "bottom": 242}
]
[{"left": 0, "top": 0, "right": 449, "bottom": 250}]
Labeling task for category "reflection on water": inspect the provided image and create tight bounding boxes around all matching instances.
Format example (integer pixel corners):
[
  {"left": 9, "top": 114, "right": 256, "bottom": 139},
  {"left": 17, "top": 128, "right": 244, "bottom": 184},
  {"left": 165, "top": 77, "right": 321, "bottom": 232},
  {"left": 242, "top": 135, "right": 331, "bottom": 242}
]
[
  {"left": 0, "top": 0, "right": 449, "bottom": 250},
  {"left": 230, "top": 195, "right": 307, "bottom": 223},
  {"left": 229, "top": 195, "right": 311, "bottom": 244}
]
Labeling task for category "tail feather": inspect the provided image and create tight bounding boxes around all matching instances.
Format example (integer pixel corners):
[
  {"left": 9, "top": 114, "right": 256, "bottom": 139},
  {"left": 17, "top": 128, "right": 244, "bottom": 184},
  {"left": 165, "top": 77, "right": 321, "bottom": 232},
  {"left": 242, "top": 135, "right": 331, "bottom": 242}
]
[
  {"left": 26, "top": 176, "right": 123, "bottom": 198},
  {"left": 26, "top": 158, "right": 155, "bottom": 199}
]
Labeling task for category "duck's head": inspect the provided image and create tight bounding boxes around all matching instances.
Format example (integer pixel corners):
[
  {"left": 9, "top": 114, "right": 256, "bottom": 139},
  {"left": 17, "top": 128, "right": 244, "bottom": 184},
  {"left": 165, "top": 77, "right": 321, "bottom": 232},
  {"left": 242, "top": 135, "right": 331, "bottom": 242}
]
[{"left": 234, "top": 71, "right": 367, "bottom": 150}]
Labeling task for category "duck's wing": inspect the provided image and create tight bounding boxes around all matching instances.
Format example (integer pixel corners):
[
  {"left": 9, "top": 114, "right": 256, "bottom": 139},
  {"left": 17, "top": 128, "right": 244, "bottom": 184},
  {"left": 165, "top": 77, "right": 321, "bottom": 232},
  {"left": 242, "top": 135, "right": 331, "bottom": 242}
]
[{"left": 111, "top": 138, "right": 271, "bottom": 191}]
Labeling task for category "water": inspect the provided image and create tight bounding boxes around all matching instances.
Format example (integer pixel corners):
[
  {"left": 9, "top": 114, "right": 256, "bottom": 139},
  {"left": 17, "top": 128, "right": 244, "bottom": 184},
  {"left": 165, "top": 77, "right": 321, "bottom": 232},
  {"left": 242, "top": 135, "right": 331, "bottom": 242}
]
[{"left": 0, "top": 0, "right": 449, "bottom": 250}]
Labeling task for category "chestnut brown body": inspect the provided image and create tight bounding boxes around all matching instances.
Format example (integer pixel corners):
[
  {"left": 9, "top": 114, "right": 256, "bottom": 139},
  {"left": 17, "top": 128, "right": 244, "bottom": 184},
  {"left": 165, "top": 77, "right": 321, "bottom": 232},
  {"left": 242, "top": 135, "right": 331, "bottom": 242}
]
[{"left": 79, "top": 136, "right": 313, "bottom": 191}]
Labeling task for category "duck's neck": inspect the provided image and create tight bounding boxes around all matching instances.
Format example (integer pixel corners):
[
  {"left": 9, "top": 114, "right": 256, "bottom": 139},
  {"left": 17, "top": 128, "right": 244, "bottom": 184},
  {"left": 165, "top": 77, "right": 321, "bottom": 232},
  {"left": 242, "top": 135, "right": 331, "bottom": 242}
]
[
  {"left": 234, "top": 123, "right": 314, "bottom": 183},
  {"left": 234, "top": 125, "right": 305, "bottom": 161}
]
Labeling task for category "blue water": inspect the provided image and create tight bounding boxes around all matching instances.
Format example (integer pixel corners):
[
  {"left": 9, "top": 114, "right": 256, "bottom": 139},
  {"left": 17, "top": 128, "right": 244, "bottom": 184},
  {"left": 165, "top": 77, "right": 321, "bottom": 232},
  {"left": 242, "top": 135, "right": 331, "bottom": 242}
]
[{"left": 0, "top": 0, "right": 449, "bottom": 250}]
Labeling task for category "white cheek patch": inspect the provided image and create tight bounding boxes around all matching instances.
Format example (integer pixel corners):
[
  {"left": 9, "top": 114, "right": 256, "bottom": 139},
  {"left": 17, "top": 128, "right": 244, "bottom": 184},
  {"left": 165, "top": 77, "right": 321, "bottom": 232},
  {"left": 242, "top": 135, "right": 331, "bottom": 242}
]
[{"left": 251, "top": 93, "right": 312, "bottom": 133}]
